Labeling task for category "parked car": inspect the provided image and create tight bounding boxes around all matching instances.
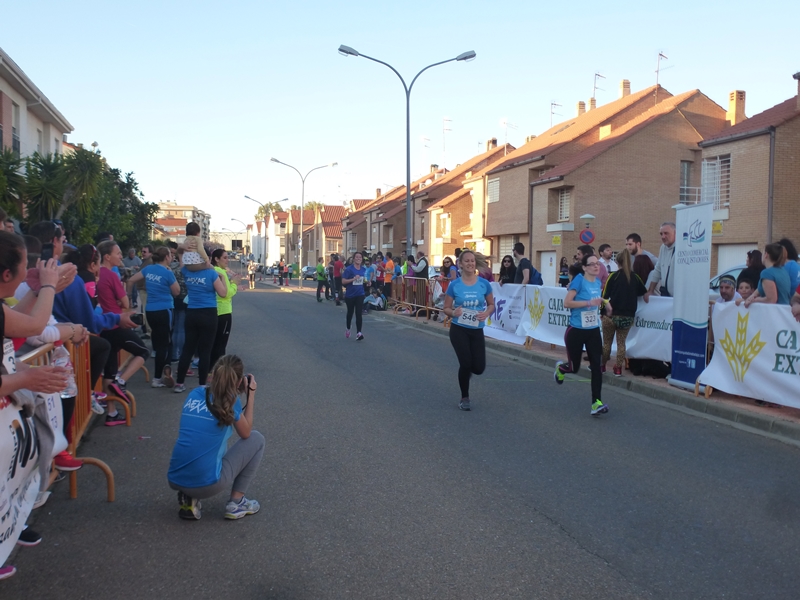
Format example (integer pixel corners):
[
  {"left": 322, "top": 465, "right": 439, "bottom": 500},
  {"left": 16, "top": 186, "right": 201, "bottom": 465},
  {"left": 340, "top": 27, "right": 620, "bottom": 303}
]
[{"left": 301, "top": 266, "right": 317, "bottom": 280}]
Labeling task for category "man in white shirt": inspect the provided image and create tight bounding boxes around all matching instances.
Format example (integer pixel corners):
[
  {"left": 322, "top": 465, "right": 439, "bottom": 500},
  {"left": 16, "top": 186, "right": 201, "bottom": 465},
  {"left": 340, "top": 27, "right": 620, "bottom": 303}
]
[
  {"left": 715, "top": 275, "right": 742, "bottom": 304},
  {"left": 598, "top": 244, "right": 617, "bottom": 273}
]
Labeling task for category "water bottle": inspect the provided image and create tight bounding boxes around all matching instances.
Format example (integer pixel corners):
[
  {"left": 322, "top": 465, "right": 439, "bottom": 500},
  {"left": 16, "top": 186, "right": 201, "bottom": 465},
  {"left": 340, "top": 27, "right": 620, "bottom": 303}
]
[{"left": 52, "top": 344, "right": 78, "bottom": 399}]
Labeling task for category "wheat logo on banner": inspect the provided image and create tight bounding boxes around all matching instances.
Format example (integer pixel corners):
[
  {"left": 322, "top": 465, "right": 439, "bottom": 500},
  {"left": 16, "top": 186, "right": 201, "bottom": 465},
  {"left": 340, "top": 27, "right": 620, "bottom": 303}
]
[
  {"left": 719, "top": 312, "right": 766, "bottom": 382},
  {"left": 527, "top": 288, "right": 545, "bottom": 331}
]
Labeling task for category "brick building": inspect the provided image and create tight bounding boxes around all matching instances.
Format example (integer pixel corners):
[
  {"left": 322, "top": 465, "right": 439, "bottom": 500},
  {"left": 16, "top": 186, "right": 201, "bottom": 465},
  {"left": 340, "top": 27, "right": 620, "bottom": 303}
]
[
  {"left": 697, "top": 74, "right": 800, "bottom": 274},
  {"left": 301, "top": 204, "right": 347, "bottom": 265},
  {"left": 283, "top": 209, "right": 314, "bottom": 263}
]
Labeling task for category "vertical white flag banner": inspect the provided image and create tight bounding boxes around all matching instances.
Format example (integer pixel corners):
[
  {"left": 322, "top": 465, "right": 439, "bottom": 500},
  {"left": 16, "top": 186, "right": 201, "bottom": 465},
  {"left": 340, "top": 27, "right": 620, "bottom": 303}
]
[{"left": 671, "top": 202, "right": 713, "bottom": 389}]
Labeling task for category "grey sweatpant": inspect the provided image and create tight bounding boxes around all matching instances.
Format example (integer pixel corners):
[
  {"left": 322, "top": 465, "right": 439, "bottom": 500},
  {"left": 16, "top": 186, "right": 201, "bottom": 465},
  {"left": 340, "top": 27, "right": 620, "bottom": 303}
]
[{"left": 169, "top": 431, "right": 265, "bottom": 499}]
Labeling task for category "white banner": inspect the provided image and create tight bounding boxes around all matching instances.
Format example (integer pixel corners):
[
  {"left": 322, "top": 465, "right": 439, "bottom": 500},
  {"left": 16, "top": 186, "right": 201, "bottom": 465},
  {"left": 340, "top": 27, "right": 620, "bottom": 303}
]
[
  {"left": 0, "top": 397, "right": 40, "bottom": 564},
  {"left": 699, "top": 303, "right": 800, "bottom": 407},
  {"left": 515, "top": 285, "right": 570, "bottom": 346},
  {"left": 486, "top": 283, "right": 526, "bottom": 335},
  {"left": 626, "top": 297, "right": 673, "bottom": 362}
]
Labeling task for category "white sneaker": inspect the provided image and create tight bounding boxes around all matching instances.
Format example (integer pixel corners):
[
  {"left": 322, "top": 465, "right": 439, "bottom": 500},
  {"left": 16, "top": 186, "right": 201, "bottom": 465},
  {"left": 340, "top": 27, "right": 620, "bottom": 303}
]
[
  {"left": 151, "top": 378, "right": 167, "bottom": 388},
  {"left": 173, "top": 383, "right": 186, "bottom": 393},
  {"left": 90, "top": 397, "right": 105, "bottom": 415}
]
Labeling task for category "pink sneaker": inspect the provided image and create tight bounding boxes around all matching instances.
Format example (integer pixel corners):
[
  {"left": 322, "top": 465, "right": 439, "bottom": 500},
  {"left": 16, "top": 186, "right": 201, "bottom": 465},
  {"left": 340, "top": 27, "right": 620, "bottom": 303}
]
[
  {"left": 0, "top": 565, "right": 16, "bottom": 580},
  {"left": 345, "top": 330, "right": 351, "bottom": 339}
]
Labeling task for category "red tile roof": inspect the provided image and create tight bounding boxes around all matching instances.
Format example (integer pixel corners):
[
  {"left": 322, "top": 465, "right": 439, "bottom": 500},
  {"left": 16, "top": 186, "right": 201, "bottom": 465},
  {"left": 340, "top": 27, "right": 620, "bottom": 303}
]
[
  {"left": 271, "top": 211, "right": 288, "bottom": 223},
  {"left": 488, "top": 85, "right": 669, "bottom": 175},
  {"left": 289, "top": 210, "right": 314, "bottom": 225},
  {"left": 700, "top": 95, "right": 800, "bottom": 146},
  {"left": 531, "top": 90, "right": 703, "bottom": 184},
  {"left": 351, "top": 199, "right": 371, "bottom": 210},
  {"left": 320, "top": 204, "right": 346, "bottom": 238},
  {"left": 426, "top": 189, "right": 471, "bottom": 212},
  {"left": 156, "top": 217, "right": 187, "bottom": 226}
]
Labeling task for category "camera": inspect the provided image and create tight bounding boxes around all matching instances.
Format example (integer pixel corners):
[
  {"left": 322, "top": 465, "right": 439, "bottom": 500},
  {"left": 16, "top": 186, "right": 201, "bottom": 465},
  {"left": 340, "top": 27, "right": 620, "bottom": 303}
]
[
  {"left": 130, "top": 313, "right": 144, "bottom": 326},
  {"left": 41, "top": 243, "right": 54, "bottom": 262}
]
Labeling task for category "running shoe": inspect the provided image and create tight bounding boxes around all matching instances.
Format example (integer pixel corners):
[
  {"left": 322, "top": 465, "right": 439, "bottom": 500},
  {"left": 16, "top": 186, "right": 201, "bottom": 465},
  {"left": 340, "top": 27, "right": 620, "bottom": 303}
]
[
  {"left": 191, "top": 358, "right": 200, "bottom": 369},
  {"left": 177, "top": 491, "right": 201, "bottom": 520},
  {"left": 54, "top": 451, "right": 82, "bottom": 471},
  {"left": 600, "top": 365, "right": 606, "bottom": 374},
  {"left": 108, "top": 379, "right": 130, "bottom": 403},
  {"left": 0, "top": 565, "right": 16, "bottom": 580},
  {"left": 93, "top": 391, "right": 108, "bottom": 401},
  {"left": 225, "top": 497, "right": 260, "bottom": 520},
  {"left": 90, "top": 396, "right": 105, "bottom": 415},
  {"left": 186, "top": 369, "right": 195, "bottom": 377},
  {"left": 162, "top": 366, "right": 175, "bottom": 388},
  {"left": 459, "top": 398, "right": 471, "bottom": 411},
  {"left": 105, "top": 412, "right": 126, "bottom": 427},
  {"left": 345, "top": 329, "right": 351, "bottom": 339},
  {"left": 356, "top": 332, "right": 364, "bottom": 341},
  {"left": 33, "top": 491, "right": 51, "bottom": 509},
  {"left": 16, "top": 527, "right": 41, "bottom": 547},
  {"left": 613, "top": 365, "right": 622, "bottom": 377},
  {"left": 553, "top": 361, "right": 566, "bottom": 385},
  {"left": 591, "top": 400, "right": 609, "bottom": 416},
  {"left": 173, "top": 383, "right": 186, "bottom": 393}
]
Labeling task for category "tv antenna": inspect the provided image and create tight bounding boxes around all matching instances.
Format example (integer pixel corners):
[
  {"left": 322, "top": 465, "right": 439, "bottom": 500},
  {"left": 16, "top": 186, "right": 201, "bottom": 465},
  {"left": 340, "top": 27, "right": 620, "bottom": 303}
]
[
  {"left": 500, "top": 118, "right": 518, "bottom": 155},
  {"left": 655, "top": 51, "right": 673, "bottom": 104},
  {"left": 442, "top": 118, "right": 452, "bottom": 167},
  {"left": 592, "top": 72, "right": 605, "bottom": 100},
  {"left": 550, "top": 101, "right": 562, "bottom": 127}
]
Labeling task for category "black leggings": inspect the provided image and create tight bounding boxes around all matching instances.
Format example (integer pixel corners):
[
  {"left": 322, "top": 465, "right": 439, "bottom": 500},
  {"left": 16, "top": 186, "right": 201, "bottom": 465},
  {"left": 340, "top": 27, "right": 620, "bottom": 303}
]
[
  {"left": 449, "top": 324, "right": 486, "bottom": 398},
  {"left": 89, "top": 335, "right": 111, "bottom": 388},
  {"left": 345, "top": 295, "right": 364, "bottom": 332},
  {"left": 210, "top": 313, "right": 232, "bottom": 371},
  {"left": 177, "top": 307, "right": 218, "bottom": 385},
  {"left": 146, "top": 309, "right": 173, "bottom": 379},
  {"left": 560, "top": 326, "right": 603, "bottom": 403},
  {"left": 100, "top": 327, "right": 149, "bottom": 379},
  {"left": 316, "top": 279, "right": 329, "bottom": 300}
]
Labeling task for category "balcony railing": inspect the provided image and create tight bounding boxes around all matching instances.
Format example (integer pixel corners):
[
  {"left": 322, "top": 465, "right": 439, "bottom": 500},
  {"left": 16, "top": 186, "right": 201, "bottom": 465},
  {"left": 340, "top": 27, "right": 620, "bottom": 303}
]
[{"left": 679, "top": 186, "right": 701, "bottom": 205}]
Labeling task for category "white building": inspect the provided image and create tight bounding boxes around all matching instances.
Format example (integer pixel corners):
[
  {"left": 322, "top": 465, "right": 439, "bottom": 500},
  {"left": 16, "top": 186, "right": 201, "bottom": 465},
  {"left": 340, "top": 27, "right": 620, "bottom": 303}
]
[
  {"left": 266, "top": 211, "right": 288, "bottom": 266},
  {"left": 156, "top": 202, "right": 211, "bottom": 243}
]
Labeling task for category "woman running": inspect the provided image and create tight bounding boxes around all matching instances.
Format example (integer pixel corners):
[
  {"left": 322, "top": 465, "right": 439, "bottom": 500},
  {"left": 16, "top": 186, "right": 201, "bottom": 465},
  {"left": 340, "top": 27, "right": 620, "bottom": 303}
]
[
  {"left": 173, "top": 257, "right": 228, "bottom": 392},
  {"left": 210, "top": 249, "right": 239, "bottom": 369},
  {"left": 127, "top": 247, "right": 179, "bottom": 388},
  {"left": 168, "top": 354, "right": 264, "bottom": 520},
  {"left": 341, "top": 251, "right": 366, "bottom": 340},
  {"left": 247, "top": 260, "right": 257, "bottom": 290},
  {"left": 554, "top": 253, "right": 610, "bottom": 416},
  {"left": 442, "top": 250, "right": 495, "bottom": 411}
]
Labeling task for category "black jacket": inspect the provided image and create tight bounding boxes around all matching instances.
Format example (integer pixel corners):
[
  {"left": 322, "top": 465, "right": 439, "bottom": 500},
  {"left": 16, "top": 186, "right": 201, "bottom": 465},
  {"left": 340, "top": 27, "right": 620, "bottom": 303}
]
[{"left": 602, "top": 270, "right": 647, "bottom": 317}]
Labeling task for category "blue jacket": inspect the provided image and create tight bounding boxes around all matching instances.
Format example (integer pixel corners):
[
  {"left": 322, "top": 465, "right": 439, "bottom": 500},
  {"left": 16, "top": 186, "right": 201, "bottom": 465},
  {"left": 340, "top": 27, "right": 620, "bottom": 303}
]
[{"left": 52, "top": 278, "right": 120, "bottom": 334}]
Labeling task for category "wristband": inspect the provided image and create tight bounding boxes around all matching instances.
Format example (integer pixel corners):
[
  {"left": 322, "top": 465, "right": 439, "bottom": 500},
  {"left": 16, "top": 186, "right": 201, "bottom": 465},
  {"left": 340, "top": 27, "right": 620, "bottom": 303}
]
[{"left": 40, "top": 284, "right": 56, "bottom": 291}]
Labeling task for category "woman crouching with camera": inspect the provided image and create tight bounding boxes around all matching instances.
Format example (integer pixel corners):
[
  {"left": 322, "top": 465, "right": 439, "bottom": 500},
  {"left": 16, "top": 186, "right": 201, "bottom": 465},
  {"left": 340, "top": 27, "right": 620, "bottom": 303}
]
[{"left": 167, "top": 355, "right": 265, "bottom": 520}]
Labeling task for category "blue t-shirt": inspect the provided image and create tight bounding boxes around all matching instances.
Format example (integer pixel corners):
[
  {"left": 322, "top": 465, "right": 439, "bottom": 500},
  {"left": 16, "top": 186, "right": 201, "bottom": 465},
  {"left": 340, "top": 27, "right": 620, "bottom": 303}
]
[
  {"left": 568, "top": 274, "right": 602, "bottom": 329},
  {"left": 142, "top": 264, "right": 176, "bottom": 311},
  {"left": 758, "top": 266, "right": 792, "bottom": 305},
  {"left": 182, "top": 267, "right": 219, "bottom": 309},
  {"left": 445, "top": 277, "right": 493, "bottom": 329},
  {"left": 343, "top": 265, "right": 366, "bottom": 298},
  {"left": 167, "top": 387, "right": 243, "bottom": 488},
  {"left": 782, "top": 260, "right": 800, "bottom": 291},
  {"left": 364, "top": 265, "right": 376, "bottom": 283}
]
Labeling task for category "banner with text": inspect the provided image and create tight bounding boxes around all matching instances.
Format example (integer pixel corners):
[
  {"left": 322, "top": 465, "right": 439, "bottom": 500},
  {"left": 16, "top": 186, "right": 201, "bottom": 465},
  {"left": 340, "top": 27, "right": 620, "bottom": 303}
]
[
  {"left": 699, "top": 303, "right": 800, "bottom": 408},
  {"left": 514, "top": 285, "right": 570, "bottom": 346},
  {"left": 672, "top": 202, "right": 713, "bottom": 386},
  {"left": 0, "top": 398, "right": 40, "bottom": 564},
  {"left": 486, "top": 283, "right": 527, "bottom": 345},
  {"left": 626, "top": 297, "right": 673, "bottom": 362}
]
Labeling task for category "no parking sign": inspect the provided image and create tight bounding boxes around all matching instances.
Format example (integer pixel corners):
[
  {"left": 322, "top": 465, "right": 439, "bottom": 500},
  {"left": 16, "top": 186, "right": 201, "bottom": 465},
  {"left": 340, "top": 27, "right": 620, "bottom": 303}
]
[{"left": 579, "top": 228, "right": 595, "bottom": 244}]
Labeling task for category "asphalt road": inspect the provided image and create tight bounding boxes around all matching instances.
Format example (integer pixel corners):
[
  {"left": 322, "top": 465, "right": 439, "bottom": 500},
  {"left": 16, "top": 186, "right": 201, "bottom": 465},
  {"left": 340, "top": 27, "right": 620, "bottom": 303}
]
[{"left": 7, "top": 287, "right": 800, "bottom": 599}]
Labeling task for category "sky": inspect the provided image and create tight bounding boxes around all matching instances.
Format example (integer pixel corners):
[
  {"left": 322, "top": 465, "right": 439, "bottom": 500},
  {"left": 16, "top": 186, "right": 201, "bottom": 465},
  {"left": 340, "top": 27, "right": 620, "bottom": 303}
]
[{"left": 3, "top": 0, "right": 799, "bottom": 231}]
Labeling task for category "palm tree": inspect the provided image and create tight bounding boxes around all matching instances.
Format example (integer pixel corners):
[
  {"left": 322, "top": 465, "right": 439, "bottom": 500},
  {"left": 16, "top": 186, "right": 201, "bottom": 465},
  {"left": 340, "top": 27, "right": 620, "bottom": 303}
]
[
  {"left": 0, "top": 149, "right": 26, "bottom": 217},
  {"left": 57, "top": 148, "right": 104, "bottom": 218},
  {"left": 254, "top": 201, "right": 286, "bottom": 221}
]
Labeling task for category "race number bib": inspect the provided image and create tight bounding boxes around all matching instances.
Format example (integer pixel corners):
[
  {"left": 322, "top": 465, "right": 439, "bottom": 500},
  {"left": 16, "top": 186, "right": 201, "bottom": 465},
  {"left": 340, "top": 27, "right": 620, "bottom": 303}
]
[
  {"left": 581, "top": 310, "right": 599, "bottom": 328},
  {"left": 457, "top": 309, "right": 480, "bottom": 328},
  {"left": 3, "top": 338, "right": 16, "bottom": 375},
  {"left": 353, "top": 276, "right": 364, "bottom": 286}
]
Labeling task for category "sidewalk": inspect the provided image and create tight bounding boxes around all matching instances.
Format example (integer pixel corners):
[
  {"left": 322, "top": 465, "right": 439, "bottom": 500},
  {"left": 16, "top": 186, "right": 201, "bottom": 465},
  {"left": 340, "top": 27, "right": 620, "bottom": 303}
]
[{"left": 258, "top": 277, "right": 800, "bottom": 448}]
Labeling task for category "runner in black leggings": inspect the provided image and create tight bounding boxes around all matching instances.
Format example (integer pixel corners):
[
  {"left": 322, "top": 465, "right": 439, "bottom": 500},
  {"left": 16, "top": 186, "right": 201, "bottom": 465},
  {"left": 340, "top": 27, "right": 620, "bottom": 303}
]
[
  {"left": 341, "top": 251, "right": 366, "bottom": 340},
  {"left": 173, "top": 263, "right": 228, "bottom": 392},
  {"left": 442, "top": 250, "right": 495, "bottom": 411}
]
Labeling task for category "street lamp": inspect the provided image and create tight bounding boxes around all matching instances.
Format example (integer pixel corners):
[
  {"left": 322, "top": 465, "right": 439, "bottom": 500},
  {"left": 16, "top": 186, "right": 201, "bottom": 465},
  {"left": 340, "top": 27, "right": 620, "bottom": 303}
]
[
  {"left": 338, "top": 45, "right": 476, "bottom": 257},
  {"left": 270, "top": 159, "right": 337, "bottom": 289},
  {"left": 231, "top": 218, "right": 250, "bottom": 256},
  {"left": 245, "top": 195, "right": 288, "bottom": 271}
]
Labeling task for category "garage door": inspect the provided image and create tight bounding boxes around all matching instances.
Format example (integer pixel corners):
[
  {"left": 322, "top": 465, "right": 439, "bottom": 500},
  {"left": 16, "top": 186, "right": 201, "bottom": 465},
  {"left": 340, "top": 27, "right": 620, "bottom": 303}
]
[{"left": 716, "top": 243, "right": 756, "bottom": 275}]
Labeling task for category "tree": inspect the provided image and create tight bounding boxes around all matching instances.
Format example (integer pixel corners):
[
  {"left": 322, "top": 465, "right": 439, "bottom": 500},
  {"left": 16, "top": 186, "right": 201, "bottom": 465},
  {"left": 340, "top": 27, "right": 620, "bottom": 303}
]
[
  {"left": 304, "top": 201, "right": 323, "bottom": 212},
  {"left": 24, "top": 148, "right": 104, "bottom": 222},
  {"left": 253, "top": 201, "right": 287, "bottom": 221},
  {"left": 0, "top": 149, "right": 26, "bottom": 217}
]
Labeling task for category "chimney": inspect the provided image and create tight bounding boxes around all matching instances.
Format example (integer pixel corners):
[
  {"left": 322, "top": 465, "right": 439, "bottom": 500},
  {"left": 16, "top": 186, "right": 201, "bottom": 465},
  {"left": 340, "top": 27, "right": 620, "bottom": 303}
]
[
  {"left": 430, "top": 164, "right": 438, "bottom": 174},
  {"left": 525, "top": 135, "right": 537, "bottom": 143},
  {"left": 376, "top": 187, "right": 382, "bottom": 198},
  {"left": 619, "top": 79, "right": 631, "bottom": 98},
  {"left": 486, "top": 137, "right": 498, "bottom": 151},
  {"left": 726, "top": 90, "right": 746, "bottom": 126},
  {"left": 576, "top": 101, "right": 586, "bottom": 116},
  {"left": 589, "top": 98, "right": 597, "bottom": 111},
  {"left": 794, "top": 72, "right": 800, "bottom": 110}
]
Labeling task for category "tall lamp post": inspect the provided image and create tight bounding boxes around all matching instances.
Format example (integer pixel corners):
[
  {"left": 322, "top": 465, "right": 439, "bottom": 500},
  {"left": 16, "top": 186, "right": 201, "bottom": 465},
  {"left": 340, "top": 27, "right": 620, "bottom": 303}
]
[
  {"left": 337, "top": 45, "right": 476, "bottom": 257},
  {"left": 270, "top": 159, "right": 337, "bottom": 289},
  {"left": 231, "top": 219, "right": 250, "bottom": 256},
  {"left": 245, "top": 195, "right": 288, "bottom": 272}
]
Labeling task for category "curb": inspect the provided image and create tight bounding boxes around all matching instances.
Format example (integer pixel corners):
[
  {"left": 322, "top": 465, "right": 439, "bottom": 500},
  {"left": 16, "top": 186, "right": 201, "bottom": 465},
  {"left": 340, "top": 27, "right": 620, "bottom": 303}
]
[{"left": 259, "top": 280, "right": 800, "bottom": 448}]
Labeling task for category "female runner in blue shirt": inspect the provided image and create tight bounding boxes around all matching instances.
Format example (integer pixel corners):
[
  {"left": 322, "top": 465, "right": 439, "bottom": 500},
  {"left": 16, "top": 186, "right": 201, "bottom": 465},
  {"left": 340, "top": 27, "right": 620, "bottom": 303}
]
[
  {"left": 553, "top": 253, "right": 611, "bottom": 416},
  {"left": 342, "top": 251, "right": 367, "bottom": 340},
  {"left": 442, "top": 250, "right": 495, "bottom": 411}
]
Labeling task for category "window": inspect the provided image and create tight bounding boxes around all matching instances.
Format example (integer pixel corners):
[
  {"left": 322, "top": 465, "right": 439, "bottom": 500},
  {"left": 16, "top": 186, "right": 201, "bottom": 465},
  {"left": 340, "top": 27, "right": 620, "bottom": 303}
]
[
  {"left": 54, "top": 138, "right": 60, "bottom": 154},
  {"left": 679, "top": 160, "right": 700, "bottom": 204},
  {"left": 557, "top": 188, "right": 570, "bottom": 222},
  {"left": 487, "top": 178, "right": 500, "bottom": 203},
  {"left": 327, "top": 240, "right": 337, "bottom": 252},
  {"left": 498, "top": 235, "right": 519, "bottom": 259},
  {"left": 384, "top": 224, "right": 394, "bottom": 243},
  {"left": 437, "top": 213, "right": 451, "bottom": 240},
  {"left": 11, "top": 103, "right": 20, "bottom": 157},
  {"left": 37, "top": 130, "right": 42, "bottom": 154},
  {"left": 701, "top": 155, "right": 731, "bottom": 210}
]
